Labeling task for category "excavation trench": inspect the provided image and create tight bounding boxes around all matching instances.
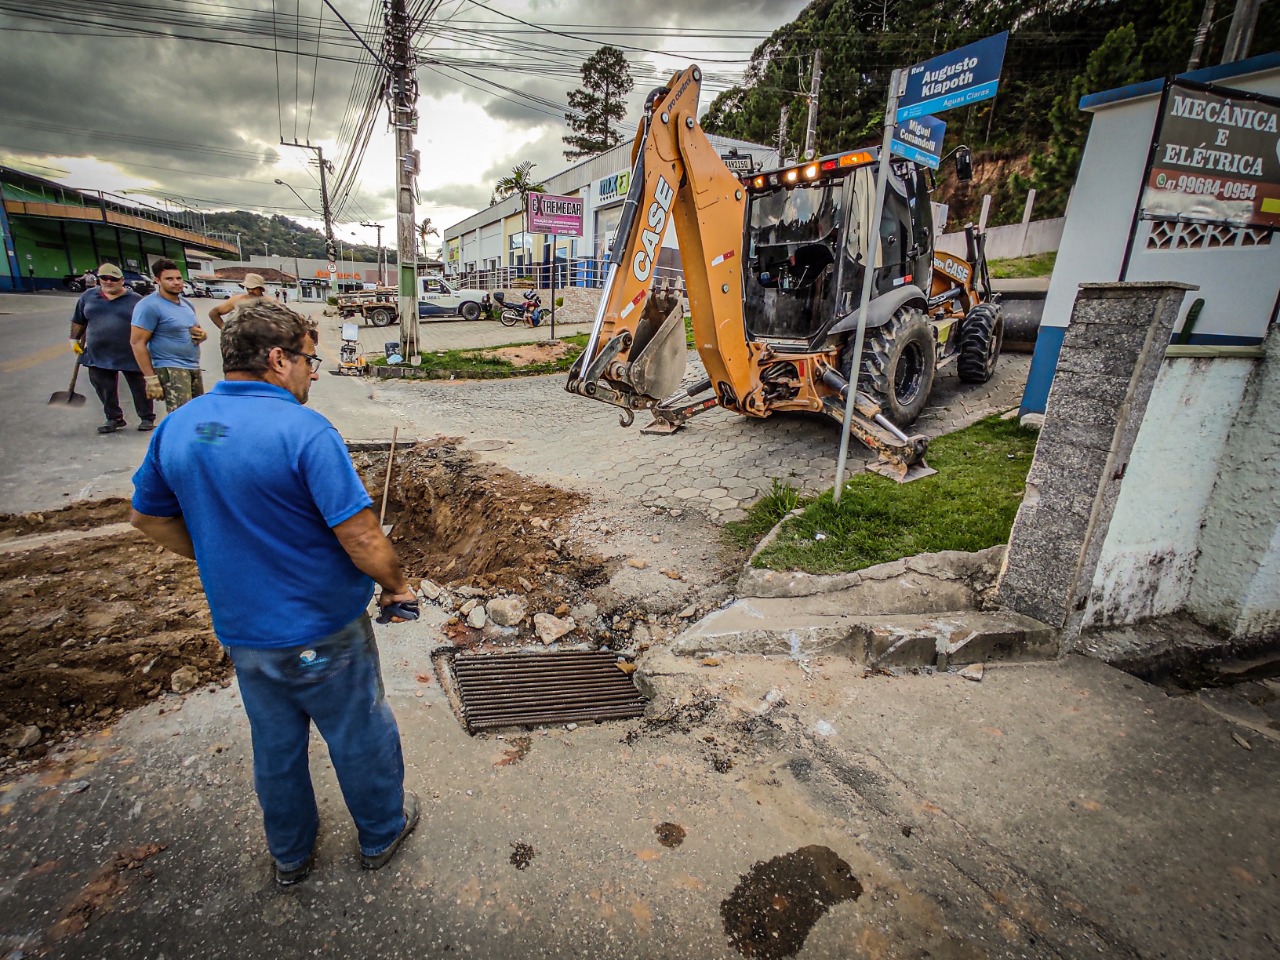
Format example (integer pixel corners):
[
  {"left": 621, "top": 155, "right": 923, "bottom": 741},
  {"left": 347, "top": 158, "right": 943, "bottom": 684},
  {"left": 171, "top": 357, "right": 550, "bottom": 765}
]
[{"left": 0, "top": 442, "right": 614, "bottom": 770}]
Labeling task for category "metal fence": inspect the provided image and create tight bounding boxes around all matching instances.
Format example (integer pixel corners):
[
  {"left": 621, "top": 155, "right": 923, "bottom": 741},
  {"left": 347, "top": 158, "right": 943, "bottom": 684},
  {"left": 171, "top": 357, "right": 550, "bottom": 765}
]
[{"left": 449, "top": 257, "right": 686, "bottom": 295}]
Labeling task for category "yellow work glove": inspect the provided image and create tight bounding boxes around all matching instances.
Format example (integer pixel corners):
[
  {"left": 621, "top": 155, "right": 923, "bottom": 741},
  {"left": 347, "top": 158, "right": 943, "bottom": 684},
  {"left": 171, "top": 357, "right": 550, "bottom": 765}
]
[
  {"left": 144, "top": 375, "right": 165, "bottom": 401},
  {"left": 190, "top": 325, "right": 208, "bottom": 344},
  {"left": 68, "top": 339, "right": 84, "bottom": 355}
]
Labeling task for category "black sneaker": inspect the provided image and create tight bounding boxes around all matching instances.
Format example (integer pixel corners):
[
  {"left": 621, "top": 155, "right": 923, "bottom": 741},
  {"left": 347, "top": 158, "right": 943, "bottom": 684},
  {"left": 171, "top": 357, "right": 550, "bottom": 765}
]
[
  {"left": 137, "top": 420, "right": 156, "bottom": 432},
  {"left": 359, "top": 792, "right": 420, "bottom": 870},
  {"left": 275, "top": 855, "right": 313, "bottom": 887},
  {"left": 96, "top": 419, "right": 126, "bottom": 435}
]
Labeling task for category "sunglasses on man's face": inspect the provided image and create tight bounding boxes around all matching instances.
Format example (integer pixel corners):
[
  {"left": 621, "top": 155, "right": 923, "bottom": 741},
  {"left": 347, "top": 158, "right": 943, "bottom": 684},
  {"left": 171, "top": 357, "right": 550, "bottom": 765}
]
[{"left": 99, "top": 276, "right": 122, "bottom": 282}]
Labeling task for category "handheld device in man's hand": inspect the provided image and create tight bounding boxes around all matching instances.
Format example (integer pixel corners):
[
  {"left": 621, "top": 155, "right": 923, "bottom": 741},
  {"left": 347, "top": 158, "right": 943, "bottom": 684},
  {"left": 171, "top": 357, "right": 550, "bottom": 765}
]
[{"left": 376, "top": 599, "right": 420, "bottom": 624}]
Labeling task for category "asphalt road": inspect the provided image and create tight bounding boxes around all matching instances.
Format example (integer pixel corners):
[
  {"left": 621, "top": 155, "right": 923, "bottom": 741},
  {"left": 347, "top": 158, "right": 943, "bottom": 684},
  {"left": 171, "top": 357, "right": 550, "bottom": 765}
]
[{"left": 0, "top": 293, "right": 559, "bottom": 514}]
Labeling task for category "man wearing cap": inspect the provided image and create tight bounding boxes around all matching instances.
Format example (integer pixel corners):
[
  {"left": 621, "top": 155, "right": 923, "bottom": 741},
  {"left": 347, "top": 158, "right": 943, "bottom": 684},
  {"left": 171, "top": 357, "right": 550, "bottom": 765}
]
[
  {"left": 208, "top": 272, "right": 269, "bottom": 330},
  {"left": 68, "top": 263, "right": 155, "bottom": 433},
  {"left": 130, "top": 258, "right": 208, "bottom": 412}
]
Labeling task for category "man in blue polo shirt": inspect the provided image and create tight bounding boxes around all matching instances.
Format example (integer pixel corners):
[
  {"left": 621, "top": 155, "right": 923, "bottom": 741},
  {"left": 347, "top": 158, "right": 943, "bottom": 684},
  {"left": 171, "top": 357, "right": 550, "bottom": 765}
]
[{"left": 130, "top": 300, "right": 421, "bottom": 887}]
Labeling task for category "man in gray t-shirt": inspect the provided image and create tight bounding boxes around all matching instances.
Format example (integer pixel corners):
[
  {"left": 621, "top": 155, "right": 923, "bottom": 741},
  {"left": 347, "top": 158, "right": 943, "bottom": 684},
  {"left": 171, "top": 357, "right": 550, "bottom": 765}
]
[
  {"left": 69, "top": 263, "right": 154, "bottom": 434},
  {"left": 130, "top": 258, "right": 207, "bottom": 412}
]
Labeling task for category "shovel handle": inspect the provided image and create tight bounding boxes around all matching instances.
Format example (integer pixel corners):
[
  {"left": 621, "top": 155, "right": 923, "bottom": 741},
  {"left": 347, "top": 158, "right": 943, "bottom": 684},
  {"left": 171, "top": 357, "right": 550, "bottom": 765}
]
[
  {"left": 379, "top": 426, "right": 398, "bottom": 528},
  {"left": 67, "top": 357, "right": 82, "bottom": 391}
]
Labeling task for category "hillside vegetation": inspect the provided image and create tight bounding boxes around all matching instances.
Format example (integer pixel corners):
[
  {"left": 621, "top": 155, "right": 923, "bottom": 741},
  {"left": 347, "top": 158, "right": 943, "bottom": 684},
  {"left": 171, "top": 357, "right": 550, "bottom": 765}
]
[
  {"left": 202, "top": 210, "right": 383, "bottom": 263},
  {"left": 701, "top": 0, "right": 1279, "bottom": 225}
]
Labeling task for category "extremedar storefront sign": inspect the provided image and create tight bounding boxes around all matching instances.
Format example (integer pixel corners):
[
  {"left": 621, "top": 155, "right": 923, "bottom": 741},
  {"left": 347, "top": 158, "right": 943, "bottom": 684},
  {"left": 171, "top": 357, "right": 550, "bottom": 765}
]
[{"left": 1142, "top": 80, "right": 1280, "bottom": 229}]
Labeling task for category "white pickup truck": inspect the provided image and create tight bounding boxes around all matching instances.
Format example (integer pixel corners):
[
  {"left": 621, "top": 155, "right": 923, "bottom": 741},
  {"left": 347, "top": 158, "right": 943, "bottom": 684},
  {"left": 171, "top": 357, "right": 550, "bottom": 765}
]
[{"left": 339, "top": 277, "right": 489, "bottom": 325}]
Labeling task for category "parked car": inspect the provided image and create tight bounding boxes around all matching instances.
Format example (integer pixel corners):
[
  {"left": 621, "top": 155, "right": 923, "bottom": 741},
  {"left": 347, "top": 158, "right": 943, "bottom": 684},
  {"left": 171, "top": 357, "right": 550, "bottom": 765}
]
[{"left": 205, "top": 284, "right": 241, "bottom": 299}]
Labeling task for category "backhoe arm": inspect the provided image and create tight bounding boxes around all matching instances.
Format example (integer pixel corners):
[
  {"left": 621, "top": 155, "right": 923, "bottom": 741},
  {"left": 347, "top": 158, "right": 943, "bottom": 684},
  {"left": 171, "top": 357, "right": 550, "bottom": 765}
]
[{"left": 566, "top": 66, "right": 753, "bottom": 422}]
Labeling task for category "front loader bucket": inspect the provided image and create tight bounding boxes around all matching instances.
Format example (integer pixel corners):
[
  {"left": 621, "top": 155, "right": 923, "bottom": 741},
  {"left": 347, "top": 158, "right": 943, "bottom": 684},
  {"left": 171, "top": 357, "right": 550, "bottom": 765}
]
[{"left": 625, "top": 303, "right": 688, "bottom": 401}]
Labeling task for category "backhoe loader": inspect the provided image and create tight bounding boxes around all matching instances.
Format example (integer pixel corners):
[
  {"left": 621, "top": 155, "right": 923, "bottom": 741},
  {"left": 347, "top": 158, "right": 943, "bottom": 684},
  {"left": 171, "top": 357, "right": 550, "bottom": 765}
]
[{"left": 565, "top": 65, "right": 1003, "bottom": 479}]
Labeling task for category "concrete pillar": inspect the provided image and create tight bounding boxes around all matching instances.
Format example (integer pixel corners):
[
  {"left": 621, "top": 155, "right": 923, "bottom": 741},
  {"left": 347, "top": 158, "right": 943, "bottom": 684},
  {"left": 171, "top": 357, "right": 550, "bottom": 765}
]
[{"left": 996, "top": 282, "right": 1197, "bottom": 637}]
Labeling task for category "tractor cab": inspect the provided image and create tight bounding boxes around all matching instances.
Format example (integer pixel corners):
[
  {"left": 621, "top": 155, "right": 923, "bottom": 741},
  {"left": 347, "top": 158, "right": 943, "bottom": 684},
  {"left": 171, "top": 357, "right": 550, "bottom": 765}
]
[{"left": 741, "top": 150, "right": 934, "bottom": 349}]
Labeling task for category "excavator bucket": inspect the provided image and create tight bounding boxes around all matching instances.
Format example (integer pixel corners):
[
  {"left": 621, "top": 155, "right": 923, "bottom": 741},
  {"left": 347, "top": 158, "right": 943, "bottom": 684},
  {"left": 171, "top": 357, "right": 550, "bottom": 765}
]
[{"left": 624, "top": 302, "right": 688, "bottom": 401}]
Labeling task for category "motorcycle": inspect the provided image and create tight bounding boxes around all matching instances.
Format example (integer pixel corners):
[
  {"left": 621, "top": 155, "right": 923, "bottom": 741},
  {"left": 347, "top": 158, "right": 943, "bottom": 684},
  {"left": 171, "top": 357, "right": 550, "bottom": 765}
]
[{"left": 491, "top": 290, "right": 546, "bottom": 327}]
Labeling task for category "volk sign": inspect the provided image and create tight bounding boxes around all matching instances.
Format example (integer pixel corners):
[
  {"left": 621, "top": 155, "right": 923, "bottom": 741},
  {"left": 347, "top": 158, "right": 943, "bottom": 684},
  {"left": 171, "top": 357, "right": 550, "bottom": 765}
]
[
  {"left": 1141, "top": 80, "right": 1280, "bottom": 229},
  {"left": 527, "top": 192, "right": 584, "bottom": 237},
  {"left": 897, "top": 31, "right": 1008, "bottom": 122}
]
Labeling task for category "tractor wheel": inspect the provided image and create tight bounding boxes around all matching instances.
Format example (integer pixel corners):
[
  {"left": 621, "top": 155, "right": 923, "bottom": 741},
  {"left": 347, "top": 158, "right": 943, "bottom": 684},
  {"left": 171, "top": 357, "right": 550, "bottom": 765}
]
[
  {"left": 370, "top": 307, "right": 394, "bottom": 327},
  {"left": 957, "top": 302, "right": 1004, "bottom": 384},
  {"left": 844, "top": 305, "right": 936, "bottom": 427}
]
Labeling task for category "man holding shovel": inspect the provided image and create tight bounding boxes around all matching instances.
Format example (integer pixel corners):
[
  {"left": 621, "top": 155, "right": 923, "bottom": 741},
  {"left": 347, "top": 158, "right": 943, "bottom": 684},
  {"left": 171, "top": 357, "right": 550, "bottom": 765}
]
[
  {"left": 130, "top": 300, "right": 420, "bottom": 887},
  {"left": 67, "top": 263, "right": 155, "bottom": 433}
]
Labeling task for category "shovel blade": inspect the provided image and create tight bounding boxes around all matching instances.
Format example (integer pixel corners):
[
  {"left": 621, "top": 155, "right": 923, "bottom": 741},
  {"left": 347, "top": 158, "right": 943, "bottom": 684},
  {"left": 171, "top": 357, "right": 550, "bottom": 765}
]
[{"left": 48, "top": 390, "right": 86, "bottom": 407}]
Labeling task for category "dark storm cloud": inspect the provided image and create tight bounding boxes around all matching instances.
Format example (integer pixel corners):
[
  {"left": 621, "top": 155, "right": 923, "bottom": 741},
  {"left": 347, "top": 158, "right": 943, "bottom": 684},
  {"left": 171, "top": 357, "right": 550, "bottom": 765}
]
[
  {"left": 0, "top": 0, "right": 805, "bottom": 221},
  {"left": 0, "top": 4, "right": 368, "bottom": 212}
]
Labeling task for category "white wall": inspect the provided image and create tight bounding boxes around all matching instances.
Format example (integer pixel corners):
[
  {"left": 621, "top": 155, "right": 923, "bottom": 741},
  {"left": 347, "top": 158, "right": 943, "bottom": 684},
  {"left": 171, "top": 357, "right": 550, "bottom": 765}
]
[
  {"left": 934, "top": 217, "right": 1064, "bottom": 260},
  {"left": 1083, "top": 357, "right": 1255, "bottom": 628},
  {"left": 1188, "top": 330, "right": 1280, "bottom": 638}
]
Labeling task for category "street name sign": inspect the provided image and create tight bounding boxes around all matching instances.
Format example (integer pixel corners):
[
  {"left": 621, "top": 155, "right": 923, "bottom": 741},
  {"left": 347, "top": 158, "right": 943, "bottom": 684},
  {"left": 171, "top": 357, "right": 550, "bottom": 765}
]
[
  {"left": 897, "top": 31, "right": 1008, "bottom": 122},
  {"left": 891, "top": 115, "right": 946, "bottom": 169}
]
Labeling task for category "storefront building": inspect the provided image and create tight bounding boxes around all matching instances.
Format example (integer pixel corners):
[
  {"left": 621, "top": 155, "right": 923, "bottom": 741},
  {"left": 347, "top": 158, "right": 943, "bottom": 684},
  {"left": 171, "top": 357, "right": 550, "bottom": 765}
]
[
  {"left": 0, "top": 165, "right": 236, "bottom": 292},
  {"left": 444, "top": 134, "right": 774, "bottom": 288}
]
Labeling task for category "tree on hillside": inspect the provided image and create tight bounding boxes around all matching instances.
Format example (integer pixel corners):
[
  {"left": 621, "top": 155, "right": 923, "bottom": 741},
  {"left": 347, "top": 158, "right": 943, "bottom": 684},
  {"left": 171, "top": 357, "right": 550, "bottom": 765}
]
[
  {"left": 1022, "top": 24, "right": 1144, "bottom": 218},
  {"left": 564, "top": 46, "right": 634, "bottom": 160},
  {"left": 493, "top": 162, "right": 548, "bottom": 264}
]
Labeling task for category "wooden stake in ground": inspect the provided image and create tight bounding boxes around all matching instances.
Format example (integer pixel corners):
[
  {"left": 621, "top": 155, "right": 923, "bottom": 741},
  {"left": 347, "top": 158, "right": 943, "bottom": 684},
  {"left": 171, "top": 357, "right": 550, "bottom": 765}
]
[{"left": 380, "top": 426, "right": 398, "bottom": 535}]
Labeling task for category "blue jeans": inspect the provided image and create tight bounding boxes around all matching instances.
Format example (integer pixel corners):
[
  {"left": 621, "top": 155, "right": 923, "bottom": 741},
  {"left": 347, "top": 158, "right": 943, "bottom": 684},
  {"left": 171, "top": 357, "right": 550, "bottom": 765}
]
[{"left": 227, "top": 614, "right": 406, "bottom": 870}]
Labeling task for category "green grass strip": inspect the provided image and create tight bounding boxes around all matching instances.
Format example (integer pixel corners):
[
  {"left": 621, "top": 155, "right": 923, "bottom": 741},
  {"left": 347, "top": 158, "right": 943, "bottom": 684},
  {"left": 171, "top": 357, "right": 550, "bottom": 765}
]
[
  {"left": 988, "top": 251, "right": 1056, "bottom": 279},
  {"left": 726, "top": 415, "right": 1037, "bottom": 574}
]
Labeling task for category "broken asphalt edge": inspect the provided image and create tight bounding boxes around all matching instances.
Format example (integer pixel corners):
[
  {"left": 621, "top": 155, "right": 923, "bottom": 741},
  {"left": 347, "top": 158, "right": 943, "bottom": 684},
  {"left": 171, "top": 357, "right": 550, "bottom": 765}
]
[{"left": 667, "top": 528, "right": 1061, "bottom": 669}]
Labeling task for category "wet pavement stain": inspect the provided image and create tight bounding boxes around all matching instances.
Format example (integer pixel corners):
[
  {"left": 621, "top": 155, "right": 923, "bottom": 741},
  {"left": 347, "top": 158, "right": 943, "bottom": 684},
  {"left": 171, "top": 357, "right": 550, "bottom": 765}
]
[
  {"left": 655, "top": 822, "right": 687, "bottom": 848},
  {"left": 720, "top": 845, "right": 863, "bottom": 959},
  {"left": 510, "top": 841, "right": 535, "bottom": 870},
  {"left": 495, "top": 736, "right": 532, "bottom": 767}
]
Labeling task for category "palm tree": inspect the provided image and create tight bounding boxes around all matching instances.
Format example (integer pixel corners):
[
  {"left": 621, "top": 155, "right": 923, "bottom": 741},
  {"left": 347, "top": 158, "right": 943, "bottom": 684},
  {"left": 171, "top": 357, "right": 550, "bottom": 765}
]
[
  {"left": 493, "top": 161, "right": 547, "bottom": 269},
  {"left": 417, "top": 217, "right": 438, "bottom": 259}
]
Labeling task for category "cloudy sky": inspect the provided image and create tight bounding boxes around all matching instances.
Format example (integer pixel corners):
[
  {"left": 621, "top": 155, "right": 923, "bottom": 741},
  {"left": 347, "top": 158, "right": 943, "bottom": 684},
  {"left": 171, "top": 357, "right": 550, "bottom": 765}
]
[{"left": 0, "top": 0, "right": 807, "bottom": 253}]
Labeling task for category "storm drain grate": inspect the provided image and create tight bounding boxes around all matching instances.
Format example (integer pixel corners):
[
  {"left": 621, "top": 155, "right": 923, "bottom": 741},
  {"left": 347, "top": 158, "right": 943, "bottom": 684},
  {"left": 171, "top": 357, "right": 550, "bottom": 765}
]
[{"left": 451, "top": 650, "right": 647, "bottom": 733}]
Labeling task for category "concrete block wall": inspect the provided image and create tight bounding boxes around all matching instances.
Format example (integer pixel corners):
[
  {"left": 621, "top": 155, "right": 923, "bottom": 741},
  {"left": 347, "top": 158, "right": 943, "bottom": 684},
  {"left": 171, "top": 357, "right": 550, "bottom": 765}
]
[
  {"left": 1188, "top": 328, "right": 1280, "bottom": 639},
  {"left": 996, "top": 282, "right": 1194, "bottom": 631}
]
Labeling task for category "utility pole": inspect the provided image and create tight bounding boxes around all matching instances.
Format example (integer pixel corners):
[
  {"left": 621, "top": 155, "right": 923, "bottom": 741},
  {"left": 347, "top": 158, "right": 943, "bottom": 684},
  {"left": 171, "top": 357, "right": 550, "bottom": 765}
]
[
  {"left": 385, "top": 0, "right": 420, "bottom": 361},
  {"left": 803, "top": 49, "right": 822, "bottom": 161},
  {"left": 1221, "top": 0, "right": 1261, "bottom": 63},
  {"left": 776, "top": 105, "right": 791, "bottom": 165},
  {"left": 281, "top": 139, "right": 338, "bottom": 299},
  {"left": 1188, "top": 0, "right": 1216, "bottom": 69},
  {"left": 361, "top": 221, "right": 384, "bottom": 286}
]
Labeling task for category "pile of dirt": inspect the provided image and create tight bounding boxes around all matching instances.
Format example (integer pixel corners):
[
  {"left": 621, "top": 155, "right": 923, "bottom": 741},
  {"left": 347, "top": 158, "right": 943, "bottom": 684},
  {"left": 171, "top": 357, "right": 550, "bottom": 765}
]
[
  {"left": 490, "top": 342, "right": 574, "bottom": 367},
  {"left": 0, "top": 518, "right": 226, "bottom": 770},
  {"left": 0, "top": 498, "right": 132, "bottom": 540},
  {"left": 353, "top": 440, "right": 610, "bottom": 627}
]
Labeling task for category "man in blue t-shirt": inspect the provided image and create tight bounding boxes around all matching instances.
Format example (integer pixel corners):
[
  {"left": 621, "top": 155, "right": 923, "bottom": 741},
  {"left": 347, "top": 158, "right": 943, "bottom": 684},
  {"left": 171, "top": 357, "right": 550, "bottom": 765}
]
[
  {"left": 130, "top": 300, "right": 421, "bottom": 887},
  {"left": 68, "top": 262, "right": 155, "bottom": 433},
  {"left": 130, "top": 258, "right": 207, "bottom": 412}
]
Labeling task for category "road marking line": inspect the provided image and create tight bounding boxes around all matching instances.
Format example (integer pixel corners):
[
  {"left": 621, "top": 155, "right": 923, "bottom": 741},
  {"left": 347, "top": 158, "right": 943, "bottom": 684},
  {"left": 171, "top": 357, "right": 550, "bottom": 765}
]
[{"left": 0, "top": 342, "right": 68, "bottom": 374}]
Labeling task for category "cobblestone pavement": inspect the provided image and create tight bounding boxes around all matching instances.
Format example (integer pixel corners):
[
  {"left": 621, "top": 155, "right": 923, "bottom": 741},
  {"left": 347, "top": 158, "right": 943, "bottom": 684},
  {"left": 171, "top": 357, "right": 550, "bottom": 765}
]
[{"left": 374, "top": 352, "right": 1031, "bottom": 522}]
